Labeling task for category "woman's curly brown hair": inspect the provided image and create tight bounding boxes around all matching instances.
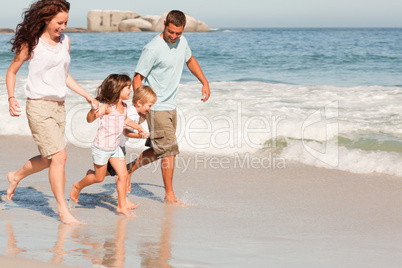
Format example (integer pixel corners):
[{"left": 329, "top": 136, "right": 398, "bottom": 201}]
[{"left": 9, "top": 0, "right": 70, "bottom": 59}]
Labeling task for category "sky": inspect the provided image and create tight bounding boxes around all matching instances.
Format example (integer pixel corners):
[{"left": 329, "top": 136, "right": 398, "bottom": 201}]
[{"left": 0, "top": 0, "right": 402, "bottom": 29}]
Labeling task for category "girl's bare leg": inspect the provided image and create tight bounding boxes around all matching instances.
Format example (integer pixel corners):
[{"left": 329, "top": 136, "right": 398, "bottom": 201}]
[
  {"left": 110, "top": 157, "right": 133, "bottom": 217},
  {"left": 70, "top": 164, "right": 108, "bottom": 203}
]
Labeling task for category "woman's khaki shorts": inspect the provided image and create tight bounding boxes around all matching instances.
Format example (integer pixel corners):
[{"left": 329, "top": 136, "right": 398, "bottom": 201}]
[
  {"left": 146, "top": 109, "right": 179, "bottom": 159},
  {"left": 26, "top": 99, "right": 66, "bottom": 159}
]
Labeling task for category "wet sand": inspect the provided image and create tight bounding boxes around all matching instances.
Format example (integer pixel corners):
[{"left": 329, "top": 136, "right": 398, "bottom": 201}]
[{"left": 1, "top": 136, "right": 402, "bottom": 267}]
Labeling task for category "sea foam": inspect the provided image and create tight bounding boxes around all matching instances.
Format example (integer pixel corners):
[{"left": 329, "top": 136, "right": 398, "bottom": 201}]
[{"left": 2, "top": 78, "right": 402, "bottom": 177}]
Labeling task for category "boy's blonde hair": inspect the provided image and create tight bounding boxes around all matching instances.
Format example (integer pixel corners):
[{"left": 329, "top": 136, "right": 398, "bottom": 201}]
[{"left": 132, "top": 85, "right": 157, "bottom": 106}]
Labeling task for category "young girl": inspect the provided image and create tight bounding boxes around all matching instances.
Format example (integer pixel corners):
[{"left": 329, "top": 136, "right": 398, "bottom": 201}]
[
  {"left": 6, "top": 0, "right": 98, "bottom": 225},
  {"left": 70, "top": 74, "right": 144, "bottom": 217},
  {"left": 107, "top": 85, "right": 157, "bottom": 205}
]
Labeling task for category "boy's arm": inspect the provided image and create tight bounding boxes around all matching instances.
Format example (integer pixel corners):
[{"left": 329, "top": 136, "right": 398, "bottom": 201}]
[{"left": 186, "top": 56, "right": 210, "bottom": 102}]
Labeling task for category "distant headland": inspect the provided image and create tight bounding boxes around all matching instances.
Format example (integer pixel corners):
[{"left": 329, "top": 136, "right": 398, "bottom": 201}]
[{"left": 0, "top": 10, "right": 210, "bottom": 33}]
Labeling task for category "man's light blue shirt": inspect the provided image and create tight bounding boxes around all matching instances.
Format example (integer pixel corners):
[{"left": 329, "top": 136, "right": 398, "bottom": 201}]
[{"left": 135, "top": 35, "right": 192, "bottom": 111}]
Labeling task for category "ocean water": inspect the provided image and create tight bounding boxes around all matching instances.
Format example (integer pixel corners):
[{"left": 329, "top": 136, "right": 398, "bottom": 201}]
[{"left": 1, "top": 28, "right": 402, "bottom": 176}]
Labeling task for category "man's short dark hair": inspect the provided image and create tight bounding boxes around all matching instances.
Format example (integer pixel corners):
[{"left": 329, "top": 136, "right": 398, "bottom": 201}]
[{"left": 165, "top": 10, "right": 186, "bottom": 27}]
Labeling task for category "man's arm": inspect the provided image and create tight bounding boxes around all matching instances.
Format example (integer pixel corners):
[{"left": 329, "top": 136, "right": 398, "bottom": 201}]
[
  {"left": 133, "top": 73, "right": 145, "bottom": 91},
  {"left": 186, "top": 56, "right": 210, "bottom": 102}
]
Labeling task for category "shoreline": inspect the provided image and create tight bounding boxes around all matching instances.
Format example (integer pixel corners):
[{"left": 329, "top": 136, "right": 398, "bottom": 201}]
[{"left": 1, "top": 135, "right": 402, "bottom": 266}]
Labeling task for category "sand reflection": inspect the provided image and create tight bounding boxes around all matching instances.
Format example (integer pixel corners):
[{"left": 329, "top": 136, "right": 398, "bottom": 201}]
[
  {"left": 140, "top": 205, "right": 176, "bottom": 268},
  {"left": 4, "top": 205, "right": 176, "bottom": 267}
]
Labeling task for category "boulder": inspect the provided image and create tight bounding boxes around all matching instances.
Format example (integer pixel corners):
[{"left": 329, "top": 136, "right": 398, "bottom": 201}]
[
  {"left": 142, "top": 15, "right": 161, "bottom": 25},
  {"left": 119, "top": 18, "right": 153, "bottom": 32},
  {"left": 87, "top": 10, "right": 141, "bottom": 32},
  {"left": 0, "top": 28, "right": 14, "bottom": 33},
  {"left": 64, "top": 27, "right": 88, "bottom": 33},
  {"left": 87, "top": 10, "right": 210, "bottom": 32},
  {"left": 196, "top": 21, "right": 210, "bottom": 32},
  {"left": 152, "top": 13, "right": 210, "bottom": 32}
]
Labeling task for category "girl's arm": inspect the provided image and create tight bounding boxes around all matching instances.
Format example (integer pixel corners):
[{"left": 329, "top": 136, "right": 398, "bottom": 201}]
[
  {"left": 6, "top": 46, "right": 29, "bottom": 117},
  {"left": 125, "top": 117, "right": 148, "bottom": 135},
  {"left": 123, "top": 129, "right": 143, "bottom": 139},
  {"left": 87, "top": 103, "right": 109, "bottom": 123}
]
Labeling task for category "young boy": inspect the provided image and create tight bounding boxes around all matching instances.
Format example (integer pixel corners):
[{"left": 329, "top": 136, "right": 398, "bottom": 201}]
[{"left": 106, "top": 85, "right": 157, "bottom": 208}]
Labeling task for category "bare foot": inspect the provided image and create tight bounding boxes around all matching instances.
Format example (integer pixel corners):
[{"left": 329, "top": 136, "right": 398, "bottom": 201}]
[
  {"left": 7, "top": 172, "right": 19, "bottom": 201},
  {"left": 58, "top": 211, "right": 83, "bottom": 225},
  {"left": 116, "top": 206, "right": 134, "bottom": 218},
  {"left": 126, "top": 198, "right": 138, "bottom": 210},
  {"left": 127, "top": 180, "right": 132, "bottom": 193},
  {"left": 70, "top": 182, "right": 81, "bottom": 203},
  {"left": 164, "top": 196, "right": 184, "bottom": 206}
]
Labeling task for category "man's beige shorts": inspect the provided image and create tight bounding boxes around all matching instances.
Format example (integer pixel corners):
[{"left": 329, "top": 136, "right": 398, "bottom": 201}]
[
  {"left": 146, "top": 109, "right": 179, "bottom": 159},
  {"left": 26, "top": 99, "right": 66, "bottom": 159}
]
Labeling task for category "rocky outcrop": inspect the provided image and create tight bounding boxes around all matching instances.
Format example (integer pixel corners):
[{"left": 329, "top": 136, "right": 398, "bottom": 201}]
[
  {"left": 87, "top": 10, "right": 210, "bottom": 32},
  {"left": 0, "top": 28, "right": 14, "bottom": 33},
  {"left": 119, "top": 18, "right": 153, "bottom": 32},
  {"left": 64, "top": 27, "right": 88, "bottom": 33},
  {"left": 87, "top": 10, "right": 141, "bottom": 32}
]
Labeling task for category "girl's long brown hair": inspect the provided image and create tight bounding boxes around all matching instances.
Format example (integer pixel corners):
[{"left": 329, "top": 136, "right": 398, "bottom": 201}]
[
  {"left": 9, "top": 0, "right": 70, "bottom": 59},
  {"left": 96, "top": 74, "right": 132, "bottom": 105}
]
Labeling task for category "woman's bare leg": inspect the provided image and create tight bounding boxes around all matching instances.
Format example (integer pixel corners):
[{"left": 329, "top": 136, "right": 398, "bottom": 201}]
[
  {"left": 7, "top": 155, "right": 50, "bottom": 200},
  {"left": 48, "top": 149, "right": 81, "bottom": 225}
]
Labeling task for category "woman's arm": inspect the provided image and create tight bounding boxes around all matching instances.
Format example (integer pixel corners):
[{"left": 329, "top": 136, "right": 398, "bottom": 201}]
[
  {"left": 66, "top": 74, "right": 99, "bottom": 111},
  {"left": 6, "top": 46, "right": 29, "bottom": 117},
  {"left": 66, "top": 37, "right": 99, "bottom": 111}
]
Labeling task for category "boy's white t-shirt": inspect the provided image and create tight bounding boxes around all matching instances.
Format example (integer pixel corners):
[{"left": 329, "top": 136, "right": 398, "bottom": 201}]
[{"left": 119, "top": 105, "right": 148, "bottom": 147}]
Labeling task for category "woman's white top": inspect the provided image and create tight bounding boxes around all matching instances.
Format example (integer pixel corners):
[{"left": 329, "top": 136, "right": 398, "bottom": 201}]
[{"left": 25, "top": 34, "right": 70, "bottom": 101}]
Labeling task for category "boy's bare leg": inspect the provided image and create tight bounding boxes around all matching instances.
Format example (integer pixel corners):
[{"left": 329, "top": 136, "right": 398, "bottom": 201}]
[
  {"left": 7, "top": 155, "right": 50, "bottom": 200},
  {"left": 70, "top": 164, "right": 107, "bottom": 203},
  {"left": 126, "top": 148, "right": 157, "bottom": 193}
]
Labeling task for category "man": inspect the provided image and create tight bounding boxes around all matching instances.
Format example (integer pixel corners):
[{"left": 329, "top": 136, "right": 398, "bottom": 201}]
[{"left": 130, "top": 10, "right": 210, "bottom": 204}]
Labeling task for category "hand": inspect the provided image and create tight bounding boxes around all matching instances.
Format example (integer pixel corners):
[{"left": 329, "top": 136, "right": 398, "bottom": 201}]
[
  {"left": 9, "top": 98, "right": 21, "bottom": 117},
  {"left": 140, "top": 130, "right": 150, "bottom": 139},
  {"left": 89, "top": 98, "right": 99, "bottom": 113},
  {"left": 201, "top": 84, "right": 210, "bottom": 102},
  {"left": 138, "top": 127, "right": 149, "bottom": 139}
]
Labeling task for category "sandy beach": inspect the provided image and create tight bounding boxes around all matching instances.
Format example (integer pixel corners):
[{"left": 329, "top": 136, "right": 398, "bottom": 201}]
[{"left": 1, "top": 135, "right": 402, "bottom": 267}]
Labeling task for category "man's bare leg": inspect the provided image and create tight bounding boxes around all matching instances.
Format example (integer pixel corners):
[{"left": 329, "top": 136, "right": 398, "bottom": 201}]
[{"left": 161, "top": 155, "right": 182, "bottom": 205}]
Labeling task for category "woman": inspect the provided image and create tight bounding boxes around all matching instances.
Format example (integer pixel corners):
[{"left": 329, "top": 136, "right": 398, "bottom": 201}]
[{"left": 6, "top": 0, "right": 98, "bottom": 224}]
